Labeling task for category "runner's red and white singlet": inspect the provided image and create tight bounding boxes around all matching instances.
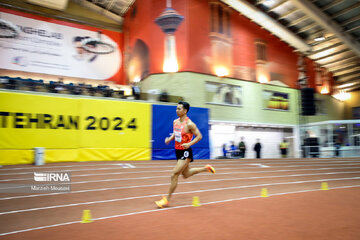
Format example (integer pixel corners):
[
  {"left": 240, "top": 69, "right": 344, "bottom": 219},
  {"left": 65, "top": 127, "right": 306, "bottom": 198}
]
[{"left": 174, "top": 117, "right": 193, "bottom": 150}]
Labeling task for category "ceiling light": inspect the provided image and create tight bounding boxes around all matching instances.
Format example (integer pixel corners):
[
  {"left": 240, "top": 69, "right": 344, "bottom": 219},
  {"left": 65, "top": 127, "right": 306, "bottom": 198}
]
[
  {"left": 314, "top": 32, "right": 325, "bottom": 42},
  {"left": 215, "top": 67, "right": 229, "bottom": 77},
  {"left": 333, "top": 90, "right": 351, "bottom": 101},
  {"left": 314, "top": 36, "right": 325, "bottom": 42},
  {"left": 264, "top": 0, "right": 275, "bottom": 4},
  {"left": 320, "top": 86, "right": 329, "bottom": 94}
]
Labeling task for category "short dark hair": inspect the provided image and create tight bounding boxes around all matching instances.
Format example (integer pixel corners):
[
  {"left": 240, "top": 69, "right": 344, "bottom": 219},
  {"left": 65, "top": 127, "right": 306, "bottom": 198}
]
[
  {"left": 73, "top": 36, "right": 83, "bottom": 43},
  {"left": 178, "top": 101, "right": 190, "bottom": 113}
]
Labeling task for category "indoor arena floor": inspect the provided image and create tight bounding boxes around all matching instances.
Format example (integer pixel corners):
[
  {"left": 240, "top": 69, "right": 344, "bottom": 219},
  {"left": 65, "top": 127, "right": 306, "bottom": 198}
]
[{"left": 0, "top": 157, "right": 360, "bottom": 240}]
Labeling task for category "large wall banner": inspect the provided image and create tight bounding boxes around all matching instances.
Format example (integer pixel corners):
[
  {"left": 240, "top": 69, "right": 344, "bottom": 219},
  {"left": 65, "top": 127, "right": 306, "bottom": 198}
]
[
  {"left": 0, "top": 92, "right": 151, "bottom": 164},
  {"left": 152, "top": 105, "right": 210, "bottom": 160},
  {"left": 0, "top": 8, "right": 122, "bottom": 81},
  {"left": 205, "top": 82, "right": 243, "bottom": 106},
  {"left": 263, "top": 90, "right": 289, "bottom": 111}
]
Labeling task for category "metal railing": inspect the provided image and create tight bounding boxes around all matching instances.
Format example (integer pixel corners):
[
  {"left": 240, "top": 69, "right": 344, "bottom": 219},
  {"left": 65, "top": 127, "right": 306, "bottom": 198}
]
[{"left": 302, "top": 146, "right": 360, "bottom": 158}]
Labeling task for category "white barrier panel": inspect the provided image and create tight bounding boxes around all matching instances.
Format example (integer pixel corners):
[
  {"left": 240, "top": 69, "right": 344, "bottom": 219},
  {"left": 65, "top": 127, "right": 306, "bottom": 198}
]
[{"left": 34, "top": 147, "right": 45, "bottom": 165}]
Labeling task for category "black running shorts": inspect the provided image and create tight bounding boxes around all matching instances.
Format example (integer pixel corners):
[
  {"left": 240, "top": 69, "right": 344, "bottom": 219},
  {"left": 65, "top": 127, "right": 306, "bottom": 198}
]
[{"left": 175, "top": 148, "right": 193, "bottom": 162}]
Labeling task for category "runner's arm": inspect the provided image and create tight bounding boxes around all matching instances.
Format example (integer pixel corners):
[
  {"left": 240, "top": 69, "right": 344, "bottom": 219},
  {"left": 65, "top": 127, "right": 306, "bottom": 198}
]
[
  {"left": 165, "top": 120, "right": 176, "bottom": 144},
  {"left": 182, "top": 122, "right": 202, "bottom": 149},
  {"left": 165, "top": 133, "right": 175, "bottom": 144}
]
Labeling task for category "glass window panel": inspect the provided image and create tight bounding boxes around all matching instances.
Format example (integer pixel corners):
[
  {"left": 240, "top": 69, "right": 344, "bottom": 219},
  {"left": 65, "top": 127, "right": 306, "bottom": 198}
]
[
  {"left": 353, "top": 123, "right": 360, "bottom": 146},
  {"left": 333, "top": 123, "right": 348, "bottom": 146}
]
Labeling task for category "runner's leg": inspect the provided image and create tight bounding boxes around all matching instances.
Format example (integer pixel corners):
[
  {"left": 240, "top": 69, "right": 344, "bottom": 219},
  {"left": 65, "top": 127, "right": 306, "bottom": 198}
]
[
  {"left": 182, "top": 162, "right": 208, "bottom": 179},
  {"left": 167, "top": 158, "right": 191, "bottom": 201}
]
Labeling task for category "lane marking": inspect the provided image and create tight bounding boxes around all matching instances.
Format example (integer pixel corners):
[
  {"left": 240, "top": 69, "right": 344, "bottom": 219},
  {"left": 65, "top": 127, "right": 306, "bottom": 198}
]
[
  {"left": 2, "top": 163, "right": 360, "bottom": 181},
  {"left": 247, "top": 163, "right": 270, "bottom": 168},
  {"left": 1, "top": 170, "right": 360, "bottom": 200},
  {"left": 0, "top": 184, "right": 359, "bottom": 237},
  {"left": 1, "top": 159, "right": 360, "bottom": 174},
  {"left": 1, "top": 166, "right": 360, "bottom": 195},
  {"left": 115, "top": 163, "right": 136, "bottom": 168},
  {"left": 1, "top": 176, "right": 360, "bottom": 216}
]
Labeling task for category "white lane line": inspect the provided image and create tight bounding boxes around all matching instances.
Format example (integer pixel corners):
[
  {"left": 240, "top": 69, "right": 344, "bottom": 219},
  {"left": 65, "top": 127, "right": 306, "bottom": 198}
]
[
  {"left": 1, "top": 166, "right": 360, "bottom": 193},
  {"left": 2, "top": 163, "right": 360, "bottom": 182},
  {"left": 1, "top": 176, "right": 360, "bottom": 216},
  {"left": 0, "top": 184, "right": 359, "bottom": 237},
  {"left": 0, "top": 220, "right": 80, "bottom": 236},
  {"left": 114, "top": 163, "right": 136, "bottom": 168},
  {"left": 0, "top": 164, "right": 359, "bottom": 188},
  {"left": 1, "top": 159, "right": 360, "bottom": 175},
  {"left": 247, "top": 163, "right": 270, "bottom": 168},
  {"left": 1, "top": 158, "right": 358, "bottom": 171},
  {"left": 1, "top": 170, "right": 360, "bottom": 200}
]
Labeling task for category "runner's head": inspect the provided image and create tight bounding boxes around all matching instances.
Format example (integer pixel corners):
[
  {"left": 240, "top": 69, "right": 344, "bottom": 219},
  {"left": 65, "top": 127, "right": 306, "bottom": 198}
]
[{"left": 177, "top": 101, "right": 190, "bottom": 116}]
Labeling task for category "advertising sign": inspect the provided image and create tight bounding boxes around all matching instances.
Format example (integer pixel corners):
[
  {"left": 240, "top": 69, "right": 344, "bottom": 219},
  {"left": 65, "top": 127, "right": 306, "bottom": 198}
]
[
  {"left": 263, "top": 90, "right": 289, "bottom": 111},
  {"left": 0, "top": 9, "right": 122, "bottom": 81},
  {"left": 0, "top": 92, "right": 150, "bottom": 149},
  {"left": 206, "top": 82, "right": 242, "bottom": 106}
]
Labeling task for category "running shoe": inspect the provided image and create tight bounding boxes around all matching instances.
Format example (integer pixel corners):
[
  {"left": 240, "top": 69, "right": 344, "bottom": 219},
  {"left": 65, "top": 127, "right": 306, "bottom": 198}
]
[
  {"left": 205, "top": 164, "right": 216, "bottom": 174},
  {"left": 155, "top": 196, "right": 169, "bottom": 208}
]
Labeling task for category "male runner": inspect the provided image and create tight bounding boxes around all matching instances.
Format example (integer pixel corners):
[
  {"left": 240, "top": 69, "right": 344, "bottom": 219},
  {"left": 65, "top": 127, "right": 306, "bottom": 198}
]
[{"left": 155, "top": 101, "right": 215, "bottom": 208}]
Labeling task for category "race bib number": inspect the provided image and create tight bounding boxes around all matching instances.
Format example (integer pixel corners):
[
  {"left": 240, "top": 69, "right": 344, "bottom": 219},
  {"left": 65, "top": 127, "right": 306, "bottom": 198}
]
[{"left": 175, "top": 130, "right": 181, "bottom": 142}]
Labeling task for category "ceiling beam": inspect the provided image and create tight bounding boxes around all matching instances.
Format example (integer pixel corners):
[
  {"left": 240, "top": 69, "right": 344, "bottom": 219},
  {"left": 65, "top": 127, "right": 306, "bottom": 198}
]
[
  {"left": 313, "top": 49, "right": 351, "bottom": 61},
  {"left": 73, "top": 0, "right": 123, "bottom": 23},
  {"left": 345, "top": 25, "right": 360, "bottom": 34},
  {"left": 322, "top": 55, "right": 358, "bottom": 67},
  {"left": 341, "top": 83, "right": 360, "bottom": 92},
  {"left": 331, "top": 63, "right": 360, "bottom": 73},
  {"left": 308, "top": 42, "right": 344, "bottom": 56},
  {"left": 268, "top": 0, "right": 287, "bottom": 12},
  {"left": 337, "top": 73, "right": 360, "bottom": 83},
  {"left": 334, "top": 69, "right": 360, "bottom": 78},
  {"left": 331, "top": 2, "right": 360, "bottom": 19},
  {"left": 278, "top": 8, "right": 299, "bottom": 20},
  {"left": 296, "top": 22, "right": 318, "bottom": 34},
  {"left": 289, "top": 0, "right": 360, "bottom": 58},
  {"left": 320, "top": 0, "right": 345, "bottom": 11},
  {"left": 333, "top": 67, "right": 360, "bottom": 76},
  {"left": 256, "top": 0, "right": 268, "bottom": 5},
  {"left": 308, "top": 35, "right": 337, "bottom": 46},
  {"left": 341, "top": 15, "right": 360, "bottom": 27},
  {"left": 120, "top": 0, "right": 135, "bottom": 16},
  {"left": 221, "top": 0, "right": 311, "bottom": 53},
  {"left": 287, "top": 15, "right": 309, "bottom": 27},
  {"left": 335, "top": 79, "right": 360, "bottom": 89},
  {"left": 106, "top": 0, "right": 117, "bottom": 11}
]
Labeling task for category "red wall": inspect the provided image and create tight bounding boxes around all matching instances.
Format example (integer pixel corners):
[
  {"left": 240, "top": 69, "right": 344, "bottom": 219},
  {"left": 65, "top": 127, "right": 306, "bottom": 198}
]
[
  {"left": 123, "top": 0, "right": 188, "bottom": 77},
  {"left": 306, "top": 57, "right": 316, "bottom": 89},
  {"left": 232, "top": 10, "right": 299, "bottom": 88},
  {"left": 123, "top": 0, "right": 152, "bottom": 75},
  {"left": 328, "top": 72, "right": 335, "bottom": 95},
  {"left": 187, "top": 0, "right": 211, "bottom": 73},
  {"left": 232, "top": 14, "right": 258, "bottom": 69},
  {"left": 123, "top": 0, "right": 334, "bottom": 91}
]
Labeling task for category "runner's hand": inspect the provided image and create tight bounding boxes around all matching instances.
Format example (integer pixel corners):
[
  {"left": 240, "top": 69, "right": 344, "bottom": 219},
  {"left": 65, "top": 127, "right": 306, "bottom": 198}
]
[{"left": 181, "top": 143, "right": 191, "bottom": 149}]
